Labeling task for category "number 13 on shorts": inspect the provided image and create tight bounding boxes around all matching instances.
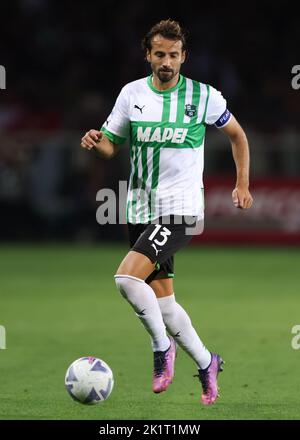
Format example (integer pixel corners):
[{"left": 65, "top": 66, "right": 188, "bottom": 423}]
[{"left": 148, "top": 224, "right": 172, "bottom": 247}]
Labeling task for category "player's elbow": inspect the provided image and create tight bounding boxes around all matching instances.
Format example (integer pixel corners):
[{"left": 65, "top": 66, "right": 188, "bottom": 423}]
[
  {"left": 95, "top": 142, "right": 119, "bottom": 160},
  {"left": 106, "top": 144, "right": 119, "bottom": 159},
  {"left": 101, "top": 149, "right": 116, "bottom": 160}
]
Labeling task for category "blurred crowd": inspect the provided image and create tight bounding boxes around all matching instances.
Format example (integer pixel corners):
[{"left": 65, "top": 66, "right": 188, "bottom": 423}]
[{"left": 0, "top": 0, "right": 299, "bottom": 241}]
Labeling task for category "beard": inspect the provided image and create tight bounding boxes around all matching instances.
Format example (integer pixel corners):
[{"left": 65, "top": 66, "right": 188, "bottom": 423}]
[{"left": 156, "top": 68, "right": 176, "bottom": 83}]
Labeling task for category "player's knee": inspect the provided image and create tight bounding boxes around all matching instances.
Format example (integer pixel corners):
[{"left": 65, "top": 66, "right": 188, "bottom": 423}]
[
  {"left": 114, "top": 274, "right": 127, "bottom": 296},
  {"left": 114, "top": 274, "right": 144, "bottom": 299}
]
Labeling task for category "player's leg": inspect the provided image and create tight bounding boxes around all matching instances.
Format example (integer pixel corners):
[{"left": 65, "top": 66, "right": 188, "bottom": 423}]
[
  {"left": 116, "top": 250, "right": 155, "bottom": 279},
  {"left": 150, "top": 277, "right": 211, "bottom": 369},
  {"left": 115, "top": 250, "right": 171, "bottom": 352},
  {"left": 114, "top": 249, "right": 175, "bottom": 393},
  {"left": 151, "top": 274, "right": 224, "bottom": 405},
  {"left": 149, "top": 277, "right": 173, "bottom": 297}
]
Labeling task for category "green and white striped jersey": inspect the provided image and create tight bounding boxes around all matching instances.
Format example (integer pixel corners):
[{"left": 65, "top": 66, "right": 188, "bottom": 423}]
[{"left": 101, "top": 74, "right": 228, "bottom": 224}]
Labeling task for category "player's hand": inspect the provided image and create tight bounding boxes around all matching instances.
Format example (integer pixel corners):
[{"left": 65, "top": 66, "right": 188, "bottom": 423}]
[
  {"left": 81, "top": 129, "right": 102, "bottom": 150},
  {"left": 232, "top": 186, "right": 253, "bottom": 209}
]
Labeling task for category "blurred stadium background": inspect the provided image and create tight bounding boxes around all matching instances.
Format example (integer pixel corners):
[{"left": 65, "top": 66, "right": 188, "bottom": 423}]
[
  {"left": 1, "top": 0, "right": 300, "bottom": 420},
  {"left": 1, "top": 0, "right": 299, "bottom": 244}
]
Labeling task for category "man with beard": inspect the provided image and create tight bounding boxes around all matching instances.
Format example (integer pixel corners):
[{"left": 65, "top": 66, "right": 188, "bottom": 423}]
[{"left": 81, "top": 19, "right": 253, "bottom": 405}]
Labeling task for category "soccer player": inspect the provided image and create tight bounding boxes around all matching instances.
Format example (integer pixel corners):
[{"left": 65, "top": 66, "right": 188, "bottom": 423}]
[{"left": 81, "top": 19, "right": 253, "bottom": 405}]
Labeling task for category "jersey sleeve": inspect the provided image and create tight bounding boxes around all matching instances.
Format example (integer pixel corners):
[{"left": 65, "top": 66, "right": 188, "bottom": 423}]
[
  {"left": 205, "top": 86, "right": 230, "bottom": 126},
  {"left": 101, "top": 85, "right": 130, "bottom": 144}
]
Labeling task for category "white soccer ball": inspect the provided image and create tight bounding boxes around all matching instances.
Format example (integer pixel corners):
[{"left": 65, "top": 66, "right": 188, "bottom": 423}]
[{"left": 65, "top": 356, "right": 114, "bottom": 404}]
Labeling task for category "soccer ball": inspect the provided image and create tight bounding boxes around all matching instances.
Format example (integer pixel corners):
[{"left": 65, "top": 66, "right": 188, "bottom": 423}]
[{"left": 65, "top": 356, "right": 114, "bottom": 404}]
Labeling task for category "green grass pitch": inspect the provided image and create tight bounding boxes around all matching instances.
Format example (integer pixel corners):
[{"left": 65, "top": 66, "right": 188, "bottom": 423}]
[{"left": 0, "top": 244, "right": 300, "bottom": 420}]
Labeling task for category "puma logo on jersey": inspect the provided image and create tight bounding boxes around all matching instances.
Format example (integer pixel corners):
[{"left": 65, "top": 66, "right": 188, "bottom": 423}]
[
  {"left": 134, "top": 104, "right": 145, "bottom": 114},
  {"left": 151, "top": 243, "right": 162, "bottom": 257},
  {"left": 137, "top": 126, "right": 188, "bottom": 144}
]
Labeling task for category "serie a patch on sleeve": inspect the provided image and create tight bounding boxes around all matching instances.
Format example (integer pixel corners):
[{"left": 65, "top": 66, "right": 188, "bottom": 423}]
[{"left": 215, "top": 109, "right": 232, "bottom": 127}]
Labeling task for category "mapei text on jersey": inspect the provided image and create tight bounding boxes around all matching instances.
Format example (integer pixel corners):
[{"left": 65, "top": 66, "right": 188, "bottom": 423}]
[{"left": 137, "top": 126, "right": 188, "bottom": 144}]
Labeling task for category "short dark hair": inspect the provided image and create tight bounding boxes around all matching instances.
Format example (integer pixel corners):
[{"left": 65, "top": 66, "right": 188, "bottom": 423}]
[{"left": 142, "top": 19, "right": 187, "bottom": 53}]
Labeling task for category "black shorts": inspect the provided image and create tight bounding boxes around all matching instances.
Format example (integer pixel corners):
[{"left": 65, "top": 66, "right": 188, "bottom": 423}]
[{"left": 128, "top": 215, "right": 195, "bottom": 284}]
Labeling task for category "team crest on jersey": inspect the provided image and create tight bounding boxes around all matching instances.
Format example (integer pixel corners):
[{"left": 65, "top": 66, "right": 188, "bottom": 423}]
[{"left": 185, "top": 104, "right": 197, "bottom": 117}]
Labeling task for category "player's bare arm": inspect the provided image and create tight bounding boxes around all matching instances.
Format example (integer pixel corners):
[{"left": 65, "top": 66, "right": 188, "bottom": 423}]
[
  {"left": 220, "top": 116, "right": 253, "bottom": 209},
  {"left": 81, "top": 129, "right": 119, "bottom": 159}
]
